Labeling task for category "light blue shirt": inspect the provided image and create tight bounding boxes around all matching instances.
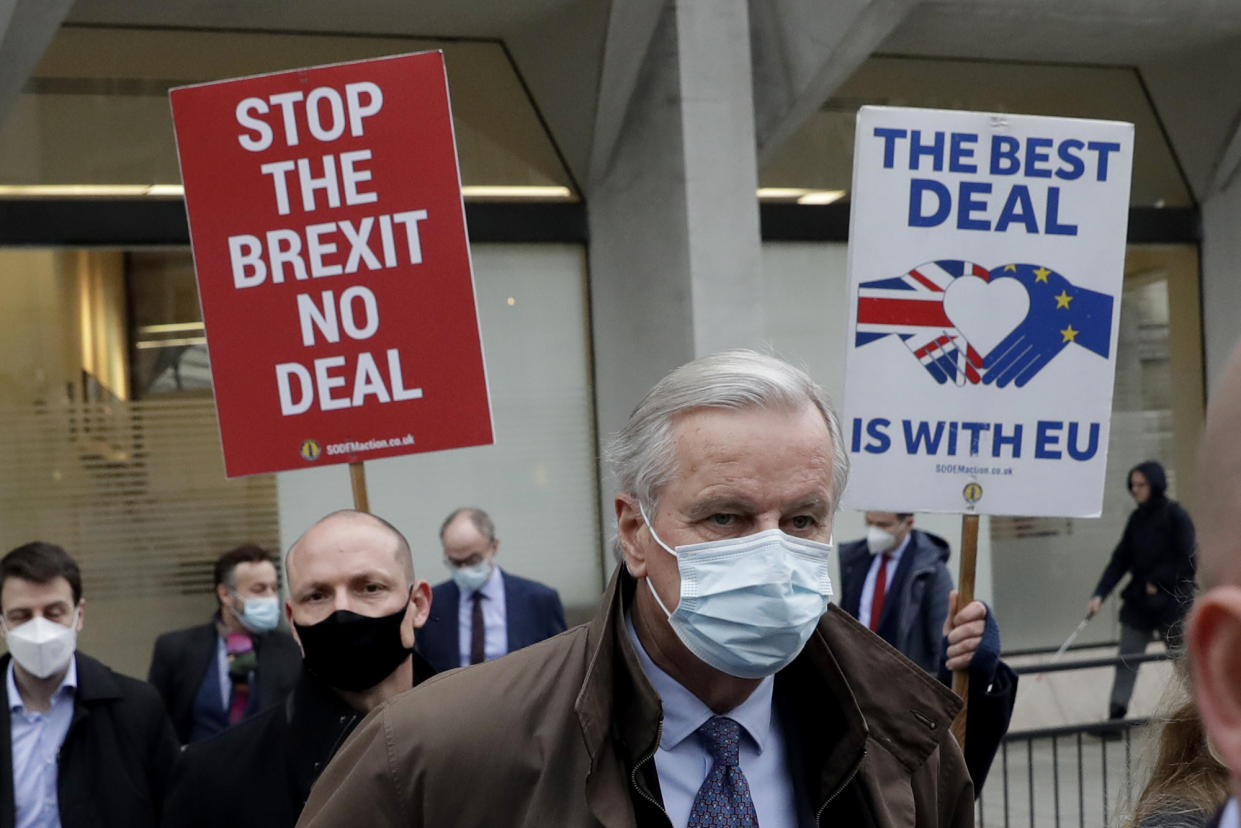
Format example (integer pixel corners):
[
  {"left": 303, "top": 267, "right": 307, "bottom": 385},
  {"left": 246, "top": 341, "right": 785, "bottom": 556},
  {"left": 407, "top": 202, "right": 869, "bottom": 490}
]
[
  {"left": 858, "top": 531, "right": 912, "bottom": 628},
  {"left": 456, "top": 565, "right": 507, "bottom": 667},
  {"left": 8, "top": 657, "right": 77, "bottom": 828},
  {"left": 1221, "top": 798, "right": 1239, "bottom": 828},
  {"left": 625, "top": 614, "right": 801, "bottom": 828}
]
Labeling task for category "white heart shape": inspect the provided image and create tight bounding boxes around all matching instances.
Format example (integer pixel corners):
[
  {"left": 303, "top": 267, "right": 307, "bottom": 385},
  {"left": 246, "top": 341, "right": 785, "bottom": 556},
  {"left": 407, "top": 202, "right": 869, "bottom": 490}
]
[{"left": 942, "top": 275, "right": 1029, "bottom": 356}]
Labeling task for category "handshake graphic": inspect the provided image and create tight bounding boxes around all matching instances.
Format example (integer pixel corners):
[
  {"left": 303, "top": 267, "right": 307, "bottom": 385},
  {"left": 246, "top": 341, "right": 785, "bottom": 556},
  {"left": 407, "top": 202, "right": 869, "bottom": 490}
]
[{"left": 854, "top": 260, "right": 1113, "bottom": 388}]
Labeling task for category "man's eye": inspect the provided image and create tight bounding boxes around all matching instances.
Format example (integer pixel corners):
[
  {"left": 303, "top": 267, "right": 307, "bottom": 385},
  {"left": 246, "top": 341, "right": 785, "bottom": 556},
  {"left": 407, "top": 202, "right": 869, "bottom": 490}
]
[
  {"left": 709, "top": 514, "right": 736, "bottom": 526},
  {"left": 363, "top": 583, "right": 384, "bottom": 594},
  {"left": 790, "top": 515, "right": 816, "bottom": 530}
]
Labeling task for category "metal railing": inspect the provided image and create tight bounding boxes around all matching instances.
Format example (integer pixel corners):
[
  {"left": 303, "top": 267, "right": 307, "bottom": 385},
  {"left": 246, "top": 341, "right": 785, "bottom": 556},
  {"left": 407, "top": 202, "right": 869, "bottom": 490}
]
[
  {"left": 978, "top": 718, "right": 1149, "bottom": 828},
  {"left": 976, "top": 650, "right": 1172, "bottom": 827}
]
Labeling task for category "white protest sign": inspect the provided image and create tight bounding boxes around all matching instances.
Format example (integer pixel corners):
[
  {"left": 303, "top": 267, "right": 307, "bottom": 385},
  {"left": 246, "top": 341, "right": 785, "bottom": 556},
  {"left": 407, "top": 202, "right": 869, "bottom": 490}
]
[{"left": 841, "top": 106, "right": 1133, "bottom": 517}]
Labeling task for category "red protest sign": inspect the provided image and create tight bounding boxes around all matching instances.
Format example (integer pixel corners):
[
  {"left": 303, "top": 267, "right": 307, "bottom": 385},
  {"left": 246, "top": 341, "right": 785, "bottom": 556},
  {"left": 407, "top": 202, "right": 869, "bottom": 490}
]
[{"left": 171, "top": 51, "right": 492, "bottom": 477}]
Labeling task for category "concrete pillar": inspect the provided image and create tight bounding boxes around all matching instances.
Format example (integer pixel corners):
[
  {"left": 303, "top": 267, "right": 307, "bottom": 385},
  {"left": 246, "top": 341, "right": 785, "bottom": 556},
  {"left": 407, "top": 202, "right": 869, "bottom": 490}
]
[
  {"left": 1142, "top": 40, "right": 1241, "bottom": 393},
  {"left": 586, "top": 0, "right": 765, "bottom": 551},
  {"left": 0, "top": 0, "right": 76, "bottom": 128}
]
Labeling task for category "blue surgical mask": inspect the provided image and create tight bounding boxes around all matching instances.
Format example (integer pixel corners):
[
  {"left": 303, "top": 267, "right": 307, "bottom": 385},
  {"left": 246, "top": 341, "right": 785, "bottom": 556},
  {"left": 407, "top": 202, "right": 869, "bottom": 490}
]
[
  {"left": 641, "top": 508, "right": 833, "bottom": 679},
  {"left": 234, "top": 594, "right": 280, "bottom": 633},
  {"left": 450, "top": 561, "right": 493, "bottom": 594}
]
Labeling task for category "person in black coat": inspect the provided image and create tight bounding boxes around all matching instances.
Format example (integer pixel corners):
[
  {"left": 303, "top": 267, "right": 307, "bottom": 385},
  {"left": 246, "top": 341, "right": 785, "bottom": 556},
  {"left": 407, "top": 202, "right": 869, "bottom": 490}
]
[
  {"left": 1088, "top": 460, "right": 1197, "bottom": 721},
  {"left": 162, "top": 510, "right": 435, "bottom": 828},
  {"left": 0, "top": 541, "right": 179, "bottom": 828},
  {"left": 148, "top": 544, "right": 302, "bottom": 744}
]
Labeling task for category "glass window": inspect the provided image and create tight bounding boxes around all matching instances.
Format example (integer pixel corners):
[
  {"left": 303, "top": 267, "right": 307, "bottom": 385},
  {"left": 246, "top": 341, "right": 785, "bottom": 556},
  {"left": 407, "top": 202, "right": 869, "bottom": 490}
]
[{"left": 0, "top": 26, "right": 575, "bottom": 201}]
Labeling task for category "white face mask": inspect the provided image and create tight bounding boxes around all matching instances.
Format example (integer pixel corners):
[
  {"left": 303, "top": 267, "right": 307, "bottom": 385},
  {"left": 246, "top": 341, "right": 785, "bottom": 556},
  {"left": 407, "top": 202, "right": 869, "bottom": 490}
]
[
  {"left": 450, "top": 560, "right": 493, "bottom": 594},
  {"left": 640, "top": 507, "right": 833, "bottom": 679},
  {"left": 4, "top": 612, "right": 78, "bottom": 679},
  {"left": 866, "top": 525, "right": 898, "bottom": 555}
]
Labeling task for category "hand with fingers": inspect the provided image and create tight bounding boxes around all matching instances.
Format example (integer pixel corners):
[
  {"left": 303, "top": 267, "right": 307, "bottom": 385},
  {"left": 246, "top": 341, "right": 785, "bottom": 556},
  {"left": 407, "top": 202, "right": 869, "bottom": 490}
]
[
  {"left": 942, "top": 589, "right": 992, "bottom": 672},
  {"left": 902, "top": 333, "right": 982, "bottom": 386},
  {"left": 982, "top": 263, "right": 1113, "bottom": 388}
]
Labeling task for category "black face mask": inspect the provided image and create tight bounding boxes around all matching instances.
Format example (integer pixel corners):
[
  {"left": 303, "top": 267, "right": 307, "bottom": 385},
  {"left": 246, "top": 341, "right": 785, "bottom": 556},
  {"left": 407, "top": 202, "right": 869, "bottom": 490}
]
[{"left": 295, "top": 598, "right": 412, "bottom": 692}]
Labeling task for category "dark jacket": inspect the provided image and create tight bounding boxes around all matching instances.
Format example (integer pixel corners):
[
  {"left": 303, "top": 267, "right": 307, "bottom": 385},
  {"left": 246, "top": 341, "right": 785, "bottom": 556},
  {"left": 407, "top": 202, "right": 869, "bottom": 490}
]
[
  {"left": 416, "top": 568, "right": 566, "bottom": 672},
  {"left": 161, "top": 651, "right": 436, "bottom": 828},
  {"left": 0, "top": 652, "right": 179, "bottom": 828},
  {"left": 147, "top": 618, "right": 302, "bottom": 743},
  {"left": 1094, "top": 461, "right": 1197, "bottom": 633},
  {"left": 840, "top": 528, "right": 953, "bottom": 674},
  {"left": 841, "top": 529, "right": 1017, "bottom": 794},
  {"left": 298, "top": 567, "right": 974, "bottom": 827}
]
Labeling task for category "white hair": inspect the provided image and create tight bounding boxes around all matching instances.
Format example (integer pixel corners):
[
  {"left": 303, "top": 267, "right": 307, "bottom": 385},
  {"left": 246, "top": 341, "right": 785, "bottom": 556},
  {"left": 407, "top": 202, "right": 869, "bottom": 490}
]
[{"left": 605, "top": 349, "right": 850, "bottom": 513}]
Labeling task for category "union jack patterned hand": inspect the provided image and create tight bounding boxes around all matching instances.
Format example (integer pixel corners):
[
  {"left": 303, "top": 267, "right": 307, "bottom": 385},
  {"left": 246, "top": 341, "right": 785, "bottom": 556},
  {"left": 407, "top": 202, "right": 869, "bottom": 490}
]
[
  {"left": 901, "top": 332, "right": 983, "bottom": 385},
  {"left": 855, "top": 260, "right": 989, "bottom": 386},
  {"left": 982, "top": 263, "right": 1113, "bottom": 388}
]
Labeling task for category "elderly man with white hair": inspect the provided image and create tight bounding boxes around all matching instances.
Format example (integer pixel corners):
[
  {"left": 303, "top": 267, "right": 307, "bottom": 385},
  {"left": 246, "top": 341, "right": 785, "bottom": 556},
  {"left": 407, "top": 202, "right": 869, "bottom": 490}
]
[{"left": 299, "top": 349, "right": 979, "bottom": 827}]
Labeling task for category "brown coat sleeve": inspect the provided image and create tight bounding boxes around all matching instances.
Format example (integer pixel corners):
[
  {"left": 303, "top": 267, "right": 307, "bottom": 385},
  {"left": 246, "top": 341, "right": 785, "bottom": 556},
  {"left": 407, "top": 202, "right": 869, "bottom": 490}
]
[
  {"left": 938, "top": 729, "right": 976, "bottom": 828},
  {"left": 297, "top": 706, "right": 410, "bottom": 828}
]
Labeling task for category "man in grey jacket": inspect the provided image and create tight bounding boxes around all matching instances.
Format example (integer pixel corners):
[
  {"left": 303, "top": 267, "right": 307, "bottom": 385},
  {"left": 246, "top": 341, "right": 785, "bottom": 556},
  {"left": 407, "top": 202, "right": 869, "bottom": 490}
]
[{"left": 839, "top": 512, "right": 952, "bottom": 673}]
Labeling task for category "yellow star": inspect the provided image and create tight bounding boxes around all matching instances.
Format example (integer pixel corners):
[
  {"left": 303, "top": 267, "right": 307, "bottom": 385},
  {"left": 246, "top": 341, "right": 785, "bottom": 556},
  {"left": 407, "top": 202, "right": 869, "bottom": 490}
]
[
  {"left": 1003, "top": 264, "right": 1017, "bottom": 271},
  {"left": 1055, "top": 290, "right": 1073, "bottom": 309},
  {"left": 1061, "top": 324, "right": 1078, "bottom": 343},
  {"left": 1034, "top": 267, "right": 1051, "bottom": 283}
]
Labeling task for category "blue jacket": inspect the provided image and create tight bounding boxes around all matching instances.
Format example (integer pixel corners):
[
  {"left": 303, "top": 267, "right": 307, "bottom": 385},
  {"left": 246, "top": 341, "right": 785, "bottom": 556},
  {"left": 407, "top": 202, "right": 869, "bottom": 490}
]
[
  {"left": 839, "top": 528, "right": 954, "bottom": 674},
  {"left": 416, "top": 569, "right": 566, "bottom": 673}
]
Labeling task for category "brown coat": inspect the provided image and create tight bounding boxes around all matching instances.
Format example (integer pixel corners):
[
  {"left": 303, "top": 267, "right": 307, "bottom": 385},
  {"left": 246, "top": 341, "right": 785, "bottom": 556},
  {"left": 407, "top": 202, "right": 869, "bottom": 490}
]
[{"left": 297, "top": 569, "right": 974, "bottom": 827}]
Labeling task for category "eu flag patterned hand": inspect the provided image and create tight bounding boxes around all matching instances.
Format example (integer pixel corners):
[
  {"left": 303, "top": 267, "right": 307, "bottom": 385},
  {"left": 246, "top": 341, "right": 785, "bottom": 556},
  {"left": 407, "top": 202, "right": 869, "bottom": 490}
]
[{"left": 983, "top": 263, "right": 1113, "bottom": 388}]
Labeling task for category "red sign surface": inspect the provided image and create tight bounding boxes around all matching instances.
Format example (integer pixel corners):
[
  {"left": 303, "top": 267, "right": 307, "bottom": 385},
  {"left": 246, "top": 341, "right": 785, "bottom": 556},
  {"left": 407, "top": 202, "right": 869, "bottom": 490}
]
[{"left": 171, "top": 51, "right": 492, "bottom": 477}]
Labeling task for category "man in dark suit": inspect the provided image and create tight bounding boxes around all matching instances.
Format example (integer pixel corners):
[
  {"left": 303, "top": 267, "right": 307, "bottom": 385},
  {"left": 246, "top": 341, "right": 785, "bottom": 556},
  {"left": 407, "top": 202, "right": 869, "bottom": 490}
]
[
  {"left": 416, "top": 507, "right": 566, "bottom": 672},
  {"left": 148, "top": 544, "right": 301, "bottom": 744},
  {"left": 1188, "top": 343, "right": 1241, "bottom": 828},
  {"left": 1, "top": 541, "right": 179, "bottom": 828},
  {"left": 839, "top": 511, "right": 1017, "bottom": 793}
]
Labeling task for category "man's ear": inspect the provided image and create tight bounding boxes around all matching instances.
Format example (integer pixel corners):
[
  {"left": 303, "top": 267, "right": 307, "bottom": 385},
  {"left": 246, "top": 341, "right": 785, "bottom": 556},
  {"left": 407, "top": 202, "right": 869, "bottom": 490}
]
[
  {"left": 216, "top": 583, "right": 232, "bottom": 607},
  {"left": 616, "top": 494, "right": 649, "bottom": 577},
  {"left": 409, "top": 580, "right": 432, "bottom": 628},
  {"left": 1188, "top": 586, "right": 1241, "bottom": 776},
  {"left": 74, "top": 599, "right": 85, "bottom": 633},
  {"left": 401, "top": 580, "right": 433, "bottom": 649}
]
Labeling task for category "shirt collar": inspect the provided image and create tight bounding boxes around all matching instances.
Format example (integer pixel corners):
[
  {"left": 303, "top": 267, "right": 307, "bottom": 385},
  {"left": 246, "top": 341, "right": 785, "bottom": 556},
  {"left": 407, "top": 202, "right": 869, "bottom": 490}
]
[
  {"left": 624, "top": 611, "right": 774, "bottom": 755},
  {"left": 876, "top": 530, "right": 912, "bottom": 563},
  {"left": 7, "top": 655, "right": 78, "bottom": 713},
  {"left": 1222, "top": 798, "right": 1240, "bottom": 828},
  {"left": 476, "top": 563, "right": 503, "bottom": 601}
]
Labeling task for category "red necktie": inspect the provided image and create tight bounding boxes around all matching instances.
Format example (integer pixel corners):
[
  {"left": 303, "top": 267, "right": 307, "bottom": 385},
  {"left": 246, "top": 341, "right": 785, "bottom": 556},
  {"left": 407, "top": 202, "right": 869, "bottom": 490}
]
[{"left": 869, "top": 554, "right": 891, "bottom": 631}]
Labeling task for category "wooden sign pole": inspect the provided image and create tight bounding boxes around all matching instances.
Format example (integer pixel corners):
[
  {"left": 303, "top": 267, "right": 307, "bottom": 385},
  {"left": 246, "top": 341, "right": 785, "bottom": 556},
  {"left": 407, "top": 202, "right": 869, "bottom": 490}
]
[
  {"left": 349, "top": 462, "right": 370, "bottom": 512},
  {"left": 950, "top": 512, "right": 979, "bottom": 747}
]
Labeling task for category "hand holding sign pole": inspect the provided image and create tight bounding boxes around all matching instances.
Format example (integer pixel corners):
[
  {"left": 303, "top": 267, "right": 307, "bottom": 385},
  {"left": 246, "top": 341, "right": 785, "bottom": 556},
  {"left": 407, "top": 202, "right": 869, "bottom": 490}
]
[{"left": 843, "top": 107, "right": 1132, "bottom": 754}]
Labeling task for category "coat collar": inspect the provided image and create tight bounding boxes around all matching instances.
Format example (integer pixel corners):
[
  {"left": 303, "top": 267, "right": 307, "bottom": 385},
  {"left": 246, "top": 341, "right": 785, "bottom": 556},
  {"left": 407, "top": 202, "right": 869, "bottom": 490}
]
[{"left": 573, "top": 567, "right": 962, "bottom": 819}]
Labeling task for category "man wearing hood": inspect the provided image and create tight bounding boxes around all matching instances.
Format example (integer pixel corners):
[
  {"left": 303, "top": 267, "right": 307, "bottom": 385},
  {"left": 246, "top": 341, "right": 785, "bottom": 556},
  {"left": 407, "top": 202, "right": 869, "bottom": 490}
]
[{"left": 1088, "top": 460, "right": 1197, "bottom": 722}]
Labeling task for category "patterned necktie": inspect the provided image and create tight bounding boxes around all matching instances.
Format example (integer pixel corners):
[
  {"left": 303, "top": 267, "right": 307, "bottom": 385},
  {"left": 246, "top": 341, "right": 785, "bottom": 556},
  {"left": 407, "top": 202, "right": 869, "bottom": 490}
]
[
  {"left": 687, "top": 716, "right": 759, "bottom": 828},
  {"left": 869, "top": 553, "right": 892, "bottom": 631}
]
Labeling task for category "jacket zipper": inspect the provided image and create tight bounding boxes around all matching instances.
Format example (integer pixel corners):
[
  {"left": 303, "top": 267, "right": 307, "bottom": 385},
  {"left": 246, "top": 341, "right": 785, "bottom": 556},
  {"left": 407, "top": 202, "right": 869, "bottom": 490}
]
[
  {"left": 816, "top": 748, "right": 867, "bottom": 825},
  {"left": 629, "top": 720, "right": 671, "bottom": 824}
]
